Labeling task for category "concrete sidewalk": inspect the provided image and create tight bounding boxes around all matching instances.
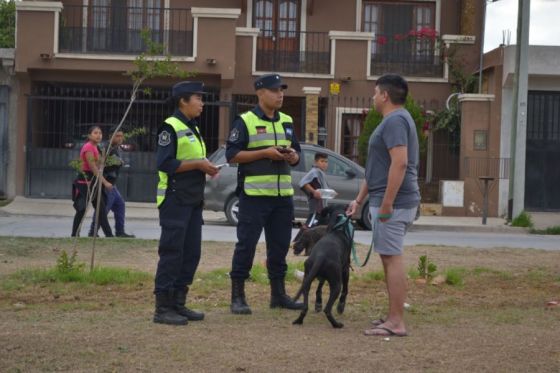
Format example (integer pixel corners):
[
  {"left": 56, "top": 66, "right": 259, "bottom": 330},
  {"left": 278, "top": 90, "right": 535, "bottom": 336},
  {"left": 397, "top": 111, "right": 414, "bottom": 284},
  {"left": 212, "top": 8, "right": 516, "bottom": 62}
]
[{"left": 0, "top": 196, "right": 527, "bottom": 234}]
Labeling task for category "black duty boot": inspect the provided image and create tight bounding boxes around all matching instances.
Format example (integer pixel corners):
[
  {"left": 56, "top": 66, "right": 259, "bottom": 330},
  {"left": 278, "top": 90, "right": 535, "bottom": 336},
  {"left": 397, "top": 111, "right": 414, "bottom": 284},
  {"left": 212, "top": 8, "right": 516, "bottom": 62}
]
[
  {"left": 153, "top": 290, "right": 188, "bottom": 325},
  {"left": 175, "top": 287, "right": 204, "bottom": 321},
  {"left": 230, "top": 278, "right": 252, "bottom": 315},
  {"left": 270, "top": 277, "right": 304, "bottom": 310}
]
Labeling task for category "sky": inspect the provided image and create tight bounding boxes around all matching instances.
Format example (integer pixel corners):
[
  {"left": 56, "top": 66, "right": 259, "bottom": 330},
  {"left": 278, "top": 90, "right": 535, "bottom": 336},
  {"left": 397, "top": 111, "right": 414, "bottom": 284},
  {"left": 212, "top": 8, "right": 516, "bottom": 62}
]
[{"left": 484, "top": 0, "right": 560, "bottom": 52}]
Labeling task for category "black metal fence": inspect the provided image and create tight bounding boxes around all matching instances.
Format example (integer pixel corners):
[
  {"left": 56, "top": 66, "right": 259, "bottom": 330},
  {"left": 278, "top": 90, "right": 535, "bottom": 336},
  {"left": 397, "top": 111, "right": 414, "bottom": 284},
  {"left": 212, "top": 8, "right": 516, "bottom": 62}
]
[
  {"left": 370, "top": 35, "right": 443, "bottom": 77},
  {"left": 256, "top": 30, "right": 330, "bottom": 74},
  {"left": 463, "top": 157, "right": 510, "bottom": 180},
  {"left": 26, "top": 83, "right": 224, "bottom": 201},
  {"left": 59, "top": 5, "right": 193, "bottom": 56}
]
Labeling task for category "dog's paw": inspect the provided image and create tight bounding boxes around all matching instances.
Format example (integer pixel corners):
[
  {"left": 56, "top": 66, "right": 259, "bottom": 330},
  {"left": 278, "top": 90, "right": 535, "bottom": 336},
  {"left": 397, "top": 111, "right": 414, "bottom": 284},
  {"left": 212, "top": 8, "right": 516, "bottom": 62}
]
[
  {"left": 314, "top": 303, "right": 322, "bottom": 313},
  {"left": 292, "top": 319, "right": 303, "bottom": 325},
  {"left": 332, "top": 322, "right": 344, "bottom": 329},
  {"left": 336, "top": 302, "right": 346, "bottom": 314}
]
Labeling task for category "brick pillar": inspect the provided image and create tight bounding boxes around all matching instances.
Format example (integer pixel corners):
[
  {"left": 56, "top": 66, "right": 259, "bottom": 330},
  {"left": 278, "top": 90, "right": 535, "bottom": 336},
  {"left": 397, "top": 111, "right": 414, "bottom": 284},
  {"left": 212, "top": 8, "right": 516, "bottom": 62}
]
[
  {"left": 303, "top": 87, "right": 321, "bottom": 144},
  {"left": 458, "top": 94, "right": 498, "bottom": 217}
]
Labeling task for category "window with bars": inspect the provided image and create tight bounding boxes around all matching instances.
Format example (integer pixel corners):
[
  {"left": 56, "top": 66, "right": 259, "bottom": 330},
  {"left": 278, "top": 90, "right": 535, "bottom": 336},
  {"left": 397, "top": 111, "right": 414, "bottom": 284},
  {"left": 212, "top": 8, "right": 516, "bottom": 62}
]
[{"left": 362, "top": 1, "right": 440, "bottom": 77}]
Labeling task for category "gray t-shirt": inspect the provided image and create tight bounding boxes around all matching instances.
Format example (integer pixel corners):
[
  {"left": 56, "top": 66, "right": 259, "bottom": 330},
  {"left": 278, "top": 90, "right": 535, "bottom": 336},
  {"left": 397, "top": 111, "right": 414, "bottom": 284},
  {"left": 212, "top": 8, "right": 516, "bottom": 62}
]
[
  {"left": 365, "top": 108, "right": 420, "bottom": 209},
  {"left": 299, "top": 166, "right": 328, "bottom": 213}
]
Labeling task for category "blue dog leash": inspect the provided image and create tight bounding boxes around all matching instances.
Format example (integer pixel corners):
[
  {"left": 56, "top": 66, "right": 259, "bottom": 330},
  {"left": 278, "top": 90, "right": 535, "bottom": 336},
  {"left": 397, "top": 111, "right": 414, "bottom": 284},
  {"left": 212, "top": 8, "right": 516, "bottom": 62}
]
[{"left": 332, "top": 215, "right": 374, "bottom": 268}]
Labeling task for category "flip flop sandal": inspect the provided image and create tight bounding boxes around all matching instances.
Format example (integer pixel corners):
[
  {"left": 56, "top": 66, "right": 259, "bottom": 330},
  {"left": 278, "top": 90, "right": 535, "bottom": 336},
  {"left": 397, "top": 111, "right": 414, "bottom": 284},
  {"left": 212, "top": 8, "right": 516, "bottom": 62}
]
[
  {"left": 364, "top": 326, "right": 408, "bottom": 337},
  {"left": 370, "top": 318, "right": 385, "bottom": 326}
]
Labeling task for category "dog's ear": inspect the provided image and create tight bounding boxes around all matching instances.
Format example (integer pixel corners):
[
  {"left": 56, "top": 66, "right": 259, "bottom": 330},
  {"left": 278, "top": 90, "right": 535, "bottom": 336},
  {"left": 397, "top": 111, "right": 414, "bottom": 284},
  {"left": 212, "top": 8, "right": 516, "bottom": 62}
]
[
  {"left": 326, "top": 213, "right": 342, "bottom": 232},
  {"left": 293, "top": 227, "right": 305, "bottom": 243}
]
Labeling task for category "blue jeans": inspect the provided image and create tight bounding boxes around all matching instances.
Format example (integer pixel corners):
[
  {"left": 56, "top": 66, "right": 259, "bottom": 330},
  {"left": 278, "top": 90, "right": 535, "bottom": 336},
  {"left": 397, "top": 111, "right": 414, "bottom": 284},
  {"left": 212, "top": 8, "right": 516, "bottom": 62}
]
[{"left": 89, "top": 186, "right": 126, "bottom": 235}]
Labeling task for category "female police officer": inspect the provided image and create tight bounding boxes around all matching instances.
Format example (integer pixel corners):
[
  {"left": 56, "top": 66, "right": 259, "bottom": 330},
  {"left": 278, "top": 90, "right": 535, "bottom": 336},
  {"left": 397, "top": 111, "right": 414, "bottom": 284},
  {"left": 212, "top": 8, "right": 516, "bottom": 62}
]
[{"left": 153, "top": 81, "right": 219, "bottom": 325}]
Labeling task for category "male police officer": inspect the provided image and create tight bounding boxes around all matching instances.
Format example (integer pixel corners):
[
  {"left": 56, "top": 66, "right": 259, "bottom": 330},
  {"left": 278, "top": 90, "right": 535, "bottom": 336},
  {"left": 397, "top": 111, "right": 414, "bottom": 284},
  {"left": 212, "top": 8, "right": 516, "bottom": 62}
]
[
  {"left": 226, "top": 74, "right": 303, "bottom": 314},
  {"left": 153, "top": 81, "right": 219, "bottom": 325}
]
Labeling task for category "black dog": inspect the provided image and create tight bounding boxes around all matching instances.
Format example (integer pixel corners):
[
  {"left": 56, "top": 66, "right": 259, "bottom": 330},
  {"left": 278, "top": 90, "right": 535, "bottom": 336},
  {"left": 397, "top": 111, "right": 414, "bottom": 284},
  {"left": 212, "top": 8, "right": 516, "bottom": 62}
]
[
  {"left": 292, "top": 225, "right": 328, "bottom": 256},
  {"left": 291, "top": 204, "right": 346, "bottom": 251},
  {"left": 292, "top": 214, "right": 354, "bottom": 328}
]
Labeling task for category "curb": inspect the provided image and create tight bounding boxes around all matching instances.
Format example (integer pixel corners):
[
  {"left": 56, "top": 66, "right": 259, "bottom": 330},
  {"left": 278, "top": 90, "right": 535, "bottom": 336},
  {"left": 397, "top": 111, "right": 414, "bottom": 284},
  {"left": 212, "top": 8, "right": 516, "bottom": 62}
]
[{"left": 408, "top": 224, "right": 528, "bottom": 234}]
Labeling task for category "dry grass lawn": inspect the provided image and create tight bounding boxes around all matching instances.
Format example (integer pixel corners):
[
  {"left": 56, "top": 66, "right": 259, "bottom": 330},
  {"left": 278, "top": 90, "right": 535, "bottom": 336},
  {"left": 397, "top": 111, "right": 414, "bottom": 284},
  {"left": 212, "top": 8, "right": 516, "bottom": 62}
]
[{"left": 1, "top": 237, "right": 560, "bottom": 372}]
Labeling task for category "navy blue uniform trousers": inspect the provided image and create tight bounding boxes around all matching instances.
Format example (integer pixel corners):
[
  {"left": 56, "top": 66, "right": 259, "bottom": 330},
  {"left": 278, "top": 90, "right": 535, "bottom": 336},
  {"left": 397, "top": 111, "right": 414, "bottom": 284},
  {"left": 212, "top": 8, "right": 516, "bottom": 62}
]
[
  {"left": 230, "top": 193, "right": 294, "bottom": 280},
  {"left": 154, "top": 193, "right": 202, "bottom": 294}
]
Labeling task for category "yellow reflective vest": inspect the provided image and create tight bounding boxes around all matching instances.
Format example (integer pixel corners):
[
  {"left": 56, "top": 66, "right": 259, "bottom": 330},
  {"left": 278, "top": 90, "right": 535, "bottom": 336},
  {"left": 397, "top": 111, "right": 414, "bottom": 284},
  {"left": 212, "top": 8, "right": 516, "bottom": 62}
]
[
  {"left": 156, "top": 116, "right": 206, "bottom": 207},
  {"left": 240, "top": 111, "right": 294, "bottom": 197}
]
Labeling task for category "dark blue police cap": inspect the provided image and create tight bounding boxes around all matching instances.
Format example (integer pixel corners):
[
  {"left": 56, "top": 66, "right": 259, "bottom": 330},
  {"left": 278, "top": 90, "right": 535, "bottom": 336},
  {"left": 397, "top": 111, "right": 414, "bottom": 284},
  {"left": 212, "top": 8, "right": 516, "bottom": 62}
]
[
  {"left": 172, "top": 81, "right": 206, "bottom": 97},
  {"left": 254, "top": 74, "right": 288, "bottom": 90}
]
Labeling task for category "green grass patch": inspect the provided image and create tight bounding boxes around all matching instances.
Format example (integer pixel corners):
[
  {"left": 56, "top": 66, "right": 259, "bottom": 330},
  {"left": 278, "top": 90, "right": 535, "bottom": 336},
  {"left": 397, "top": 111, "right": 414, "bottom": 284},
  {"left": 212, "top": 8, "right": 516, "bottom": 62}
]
[
  {"left": 196, "top": 268, "right": 230, "bottom": 287},
  {"left": 408, "top": 267, "right": 420, "bottom": 279},
  {"left": 530, "top": 225, "right": 560, "bottom": 235},
  {"left": 471, "top": 267, "right": 514, "bottom": 280},
  {"left": 358, "top": 270, "right": 385, "bottom": 282},
  {"left": 4, "top": 266, "right": 151, "bottom": 288},
  {"left": 445, "top": 267, "right": 466, "bottom": 286},
  {"left": 511, "top": 211, "right": 533, "bottom": 228},
  {"left": 249, "top": 263, "right": 269, "bottom": 285}
]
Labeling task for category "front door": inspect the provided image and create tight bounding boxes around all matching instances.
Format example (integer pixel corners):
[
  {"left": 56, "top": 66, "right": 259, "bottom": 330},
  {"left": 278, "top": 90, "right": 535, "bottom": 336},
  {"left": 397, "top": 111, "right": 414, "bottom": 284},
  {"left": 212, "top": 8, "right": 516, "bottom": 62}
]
[
  {"left": 525, "top": 91, "right": 560, "bottom": 211},
  {"left": 254, "top": 0, "right": 300, "bottom": 71}
]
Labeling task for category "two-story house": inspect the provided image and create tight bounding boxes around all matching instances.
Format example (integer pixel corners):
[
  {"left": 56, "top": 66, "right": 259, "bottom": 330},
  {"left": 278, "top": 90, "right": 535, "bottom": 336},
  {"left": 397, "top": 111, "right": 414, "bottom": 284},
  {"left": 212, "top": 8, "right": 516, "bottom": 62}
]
[{"left": 12, "top": 0, "right": 483, "bottom": 201}]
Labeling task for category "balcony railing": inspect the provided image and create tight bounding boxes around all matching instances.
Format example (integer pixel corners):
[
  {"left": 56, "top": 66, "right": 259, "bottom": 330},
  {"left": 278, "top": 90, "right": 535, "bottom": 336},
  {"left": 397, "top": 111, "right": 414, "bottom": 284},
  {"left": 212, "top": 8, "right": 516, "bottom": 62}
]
[
  {"left": 59, "top": 5, "right": 193, "bottom": 56},
  {"left": 370, "top": 34, "right": 444, "bottom": 78},
  {"left": 256, "top": 30, "right": 330, "bottom": 74}
]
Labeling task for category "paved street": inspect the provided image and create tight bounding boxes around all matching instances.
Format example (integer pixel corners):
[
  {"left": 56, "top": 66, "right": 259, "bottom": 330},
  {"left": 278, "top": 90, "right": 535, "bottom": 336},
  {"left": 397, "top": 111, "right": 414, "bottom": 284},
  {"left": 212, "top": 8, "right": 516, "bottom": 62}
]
[{"left": 0, "top": 214, "right": 558, "bottom": 250}]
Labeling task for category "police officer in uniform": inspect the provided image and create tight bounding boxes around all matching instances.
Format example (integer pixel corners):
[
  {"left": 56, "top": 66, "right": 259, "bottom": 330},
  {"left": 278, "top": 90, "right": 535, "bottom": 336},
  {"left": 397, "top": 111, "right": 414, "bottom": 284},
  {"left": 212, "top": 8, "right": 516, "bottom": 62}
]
[
  {"left": 153, "top": 81, "right": 219, "bottom": 325},
  {"left": 226, "top": 74, "right": 303, "bottom": 314}
]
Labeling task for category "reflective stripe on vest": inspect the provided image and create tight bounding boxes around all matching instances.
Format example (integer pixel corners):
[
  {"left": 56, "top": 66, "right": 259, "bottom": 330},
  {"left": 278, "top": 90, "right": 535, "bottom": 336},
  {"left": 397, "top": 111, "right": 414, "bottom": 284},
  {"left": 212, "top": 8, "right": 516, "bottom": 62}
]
[
  {"left": 156, "top": 116, "right": 206, "bottom": 207},
  {"left": 240, "top": 111, "right": 294, "bottom": 197}
]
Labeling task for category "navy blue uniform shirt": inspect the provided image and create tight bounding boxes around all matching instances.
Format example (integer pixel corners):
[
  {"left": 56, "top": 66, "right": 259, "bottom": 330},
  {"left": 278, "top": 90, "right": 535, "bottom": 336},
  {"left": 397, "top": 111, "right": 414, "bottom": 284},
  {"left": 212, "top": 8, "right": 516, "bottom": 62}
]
[
  {"left": 156, "top": 110, "right": 203, "bottom": 174},
  {"left": 225, "top": 105, "right": 301, "bottom": 163}
]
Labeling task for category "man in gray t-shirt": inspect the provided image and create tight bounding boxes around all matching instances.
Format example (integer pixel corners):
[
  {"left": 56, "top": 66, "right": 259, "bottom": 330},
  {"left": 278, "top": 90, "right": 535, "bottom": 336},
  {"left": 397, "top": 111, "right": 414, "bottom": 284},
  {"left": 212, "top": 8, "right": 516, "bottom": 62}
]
[
  {"left": 366, "top": 108, "right": 420, "bottom": 209},
  {"left": 347, "top": 74, "right": 420, "bottom": 338}
]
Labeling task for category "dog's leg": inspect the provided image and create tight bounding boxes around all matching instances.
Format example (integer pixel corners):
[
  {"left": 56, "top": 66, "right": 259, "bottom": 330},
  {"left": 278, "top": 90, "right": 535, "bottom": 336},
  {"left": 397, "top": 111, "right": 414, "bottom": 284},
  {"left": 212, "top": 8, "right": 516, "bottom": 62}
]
[
  {"left": 293, "top": 262, "right": 314, "bottom": 325},
  {"left": 324, "top": 276, "right": 343, "bottom": 328},
  {"left": 292, "top": 280, "right": 310, "bottom": 325},
  {"left": 337, "top": 266, "right": 350, "bottom": 315},
  {"left": 314, "top": 278, "right": 324, "bottom": 312}
]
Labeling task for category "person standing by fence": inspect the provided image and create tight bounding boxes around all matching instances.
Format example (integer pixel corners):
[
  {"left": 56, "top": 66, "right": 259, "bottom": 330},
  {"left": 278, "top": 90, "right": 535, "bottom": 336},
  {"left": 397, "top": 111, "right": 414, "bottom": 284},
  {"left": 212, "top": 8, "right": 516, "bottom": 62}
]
[
  {"left": 71, "top": 125, "right": 113, "bottom": 238},
  {"left": 88, "top": 129, "right": 135, "bottom": 238}
]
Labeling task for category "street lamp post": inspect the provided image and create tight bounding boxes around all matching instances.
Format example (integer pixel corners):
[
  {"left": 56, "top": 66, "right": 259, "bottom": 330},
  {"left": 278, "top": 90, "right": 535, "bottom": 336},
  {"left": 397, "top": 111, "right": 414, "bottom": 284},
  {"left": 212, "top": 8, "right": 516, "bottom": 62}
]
[{"left": 508, "top": 0, "right": 531, "bottom": 220}]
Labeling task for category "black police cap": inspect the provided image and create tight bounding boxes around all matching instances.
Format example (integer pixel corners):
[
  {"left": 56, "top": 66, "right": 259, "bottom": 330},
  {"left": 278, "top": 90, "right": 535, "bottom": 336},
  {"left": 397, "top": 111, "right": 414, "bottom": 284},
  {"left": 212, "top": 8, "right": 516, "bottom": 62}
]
[
  {"left": 254, "top": 74, "right": 288, "bottom": 90},
  {"left": 172, "top": 81, "right": 206, "bottom": 97}
]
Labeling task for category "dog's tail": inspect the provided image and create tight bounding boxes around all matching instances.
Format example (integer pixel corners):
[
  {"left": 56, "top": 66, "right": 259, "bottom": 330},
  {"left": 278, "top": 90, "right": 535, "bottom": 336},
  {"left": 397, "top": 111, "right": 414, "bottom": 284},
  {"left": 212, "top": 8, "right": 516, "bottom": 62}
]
[{"left": 292, "top": 258, "right": 323, "bottom": 302}]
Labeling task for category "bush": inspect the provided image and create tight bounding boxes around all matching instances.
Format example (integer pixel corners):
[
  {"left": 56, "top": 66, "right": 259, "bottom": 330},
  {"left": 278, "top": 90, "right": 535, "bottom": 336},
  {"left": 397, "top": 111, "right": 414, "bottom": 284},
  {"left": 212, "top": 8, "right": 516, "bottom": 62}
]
[
  {"left": 357, "top": 95, "right": 426, "bottom": 165},
  {"left": 445, "top": 268, "right": 465, "bottom": 286},
  {"left": 417, "top": 255, "right": 437, "bottom": 280},
  {"left": 512, "top": 211, "right": 533, "bottom": 228}
]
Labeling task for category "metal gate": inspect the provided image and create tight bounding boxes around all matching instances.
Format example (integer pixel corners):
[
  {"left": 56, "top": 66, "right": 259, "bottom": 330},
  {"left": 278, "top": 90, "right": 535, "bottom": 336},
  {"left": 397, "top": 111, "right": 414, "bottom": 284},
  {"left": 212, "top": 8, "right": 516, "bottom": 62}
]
[
  {"left": 25, "top": 83, "right": 227, "bottom": 202},
  {"left": 0, "top": 85, "right": 8, "bottom": 198},
  {"left": 525, "top": 91, "right": 560, "bottom": 211}
]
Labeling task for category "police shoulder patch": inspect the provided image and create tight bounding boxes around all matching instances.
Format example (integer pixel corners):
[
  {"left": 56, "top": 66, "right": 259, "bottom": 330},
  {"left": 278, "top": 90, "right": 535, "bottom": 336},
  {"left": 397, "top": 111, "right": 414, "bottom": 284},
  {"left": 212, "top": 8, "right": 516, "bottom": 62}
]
[
  {"left": 158, "top": 130, "right": 171, "bottom": 147},
  {"left": 229, "top": 128, "right": 239, "bottom": 142}
]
